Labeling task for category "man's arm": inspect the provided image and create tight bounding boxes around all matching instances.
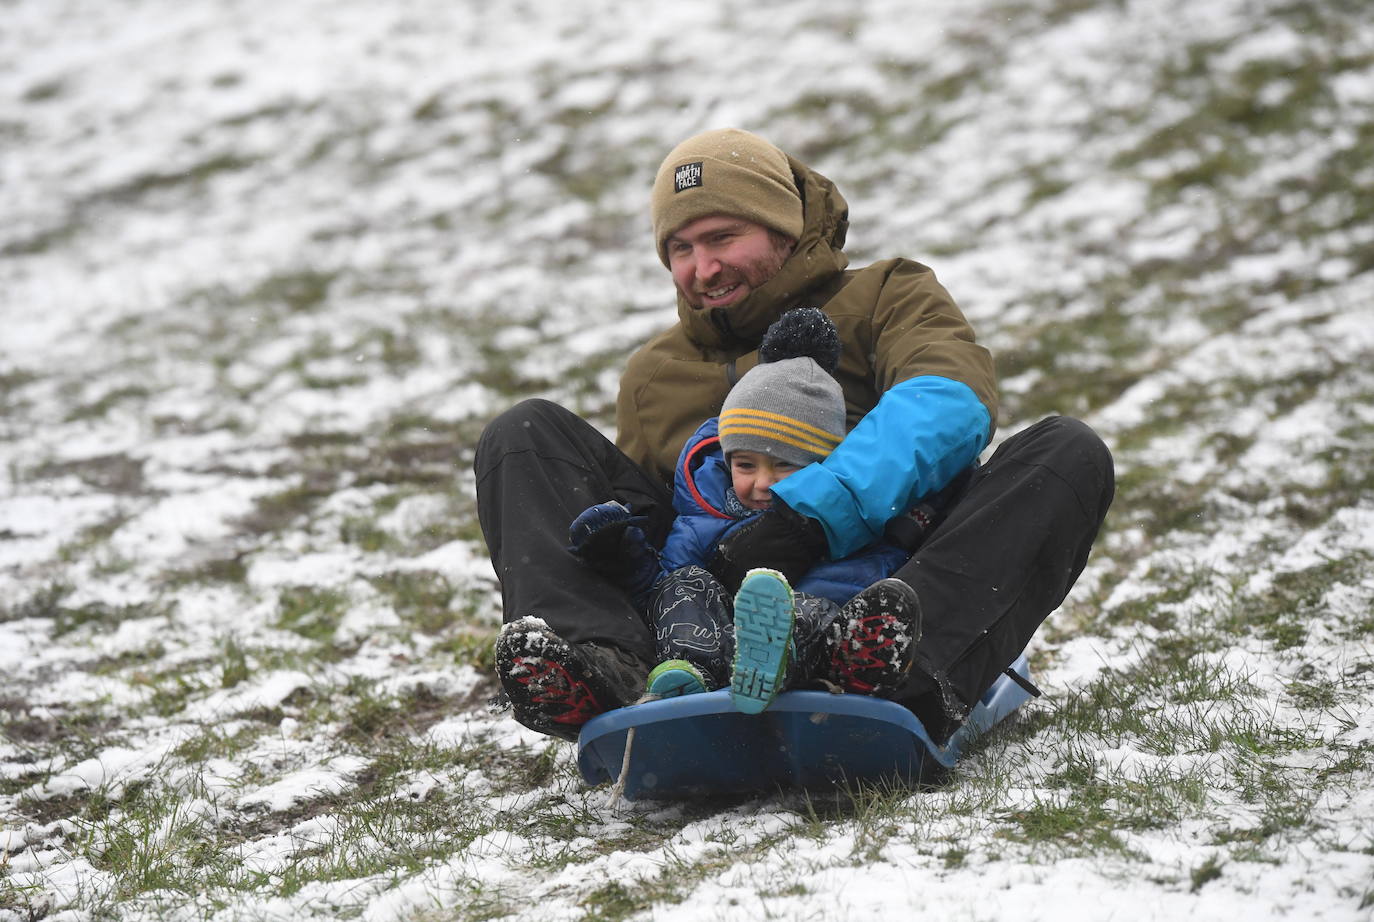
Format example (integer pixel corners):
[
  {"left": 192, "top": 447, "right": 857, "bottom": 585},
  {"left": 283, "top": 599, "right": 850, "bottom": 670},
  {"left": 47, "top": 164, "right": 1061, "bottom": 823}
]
[
  {"left": 772, "top": 374, "right": 990, "bottom": 557},
  {"left": 708, "top": 260, "right": 995, "bottom": 589}
]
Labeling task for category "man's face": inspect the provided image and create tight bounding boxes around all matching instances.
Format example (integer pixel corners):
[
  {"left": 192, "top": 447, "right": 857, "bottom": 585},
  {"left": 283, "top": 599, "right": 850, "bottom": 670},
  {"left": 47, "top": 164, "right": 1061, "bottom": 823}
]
[{"left": 665, "top": 216, "right": 794, "bottom": 310}]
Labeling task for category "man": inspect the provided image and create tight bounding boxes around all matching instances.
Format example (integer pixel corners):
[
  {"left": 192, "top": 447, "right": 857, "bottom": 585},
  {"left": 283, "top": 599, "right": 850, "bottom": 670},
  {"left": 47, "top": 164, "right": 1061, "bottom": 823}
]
[{"left": 475, "top": 128, "right": 1114, "bottom": 742}]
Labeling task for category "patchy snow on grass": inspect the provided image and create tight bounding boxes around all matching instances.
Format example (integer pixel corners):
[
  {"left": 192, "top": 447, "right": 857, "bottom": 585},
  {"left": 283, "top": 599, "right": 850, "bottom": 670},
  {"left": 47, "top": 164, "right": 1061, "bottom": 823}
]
[{"left": 2, "top": 0, "right": 1372, "bottom": 920}]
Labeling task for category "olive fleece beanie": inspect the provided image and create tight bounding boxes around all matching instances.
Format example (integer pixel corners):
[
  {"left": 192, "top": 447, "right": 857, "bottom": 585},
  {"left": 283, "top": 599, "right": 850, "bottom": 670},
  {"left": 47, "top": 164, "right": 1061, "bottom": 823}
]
[
  {"left": 650, "top": 128, "right": 804, "bottom": 266},
  {"left": 719, "top": 308, "right": 845, "bottom": 468}
]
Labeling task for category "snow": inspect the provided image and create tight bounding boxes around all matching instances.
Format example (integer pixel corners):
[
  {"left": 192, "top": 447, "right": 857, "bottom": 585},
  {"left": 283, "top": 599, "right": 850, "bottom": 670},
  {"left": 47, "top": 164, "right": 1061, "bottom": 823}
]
[
  {"left": 2, "top": 0, "right": 1373, "bottom": 920},
  {"left": 235, "top": 756, "right": 369, "bottom": 814}
]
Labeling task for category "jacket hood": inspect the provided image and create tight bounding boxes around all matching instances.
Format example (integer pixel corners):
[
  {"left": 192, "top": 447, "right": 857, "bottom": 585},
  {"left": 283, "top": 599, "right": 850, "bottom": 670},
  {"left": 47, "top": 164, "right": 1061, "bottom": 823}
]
[{"left": 677, "top": 156, "right": 850, "bottom": 349}]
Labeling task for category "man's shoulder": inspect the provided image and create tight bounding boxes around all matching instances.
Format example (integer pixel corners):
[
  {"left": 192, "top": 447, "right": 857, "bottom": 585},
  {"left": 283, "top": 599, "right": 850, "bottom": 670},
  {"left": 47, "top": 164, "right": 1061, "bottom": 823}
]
[
  {"left": 816, "top": 259, "right": 944, "bottom": 319},
  {"left": 844, "top": 257, "right": 939, "bottom": 284},
  {"left": 824, "top": 258, "right": 954, "bottom": 315}
]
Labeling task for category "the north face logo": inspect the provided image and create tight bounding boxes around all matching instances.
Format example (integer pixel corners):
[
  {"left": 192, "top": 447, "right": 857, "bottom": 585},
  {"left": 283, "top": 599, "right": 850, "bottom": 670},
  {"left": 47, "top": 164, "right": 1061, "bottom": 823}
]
[{"left": 674, "top": 161, "right": 703, "bottom": 192}]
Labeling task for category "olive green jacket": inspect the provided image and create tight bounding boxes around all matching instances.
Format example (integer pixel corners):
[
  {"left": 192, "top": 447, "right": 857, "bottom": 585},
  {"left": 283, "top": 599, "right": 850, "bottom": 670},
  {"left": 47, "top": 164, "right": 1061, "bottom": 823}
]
[{"left": 617, "top": 156, "right": 997, "bottom": 487}]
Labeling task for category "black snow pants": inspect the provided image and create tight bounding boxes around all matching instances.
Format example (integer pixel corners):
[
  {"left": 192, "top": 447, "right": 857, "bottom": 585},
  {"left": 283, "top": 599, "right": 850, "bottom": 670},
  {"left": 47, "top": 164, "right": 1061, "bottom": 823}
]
[{"left": 474, "top": 398, "right": 1114, "bottom": 740}]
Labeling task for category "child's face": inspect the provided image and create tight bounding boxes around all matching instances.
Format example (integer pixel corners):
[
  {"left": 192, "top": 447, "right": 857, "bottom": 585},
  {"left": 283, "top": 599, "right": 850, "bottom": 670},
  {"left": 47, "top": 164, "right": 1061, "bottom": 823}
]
[{"left": 729, "top": 450, "right": 801, "bottom": 511}]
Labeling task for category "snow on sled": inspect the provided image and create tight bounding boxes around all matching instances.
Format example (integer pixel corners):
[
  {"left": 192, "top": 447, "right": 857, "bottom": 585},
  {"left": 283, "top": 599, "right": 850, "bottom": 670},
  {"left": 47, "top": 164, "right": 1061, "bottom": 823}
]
[{"left": 577, "top": 653, "right": 1035, "bottom": 801}]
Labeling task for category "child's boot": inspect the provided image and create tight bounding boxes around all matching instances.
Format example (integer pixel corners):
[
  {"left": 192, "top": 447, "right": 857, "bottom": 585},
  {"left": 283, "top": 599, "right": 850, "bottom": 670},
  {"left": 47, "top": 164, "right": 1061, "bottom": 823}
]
[
  {"left": 730, "top": 567, "right": 795, "bottom": 714},
  {"left": 646, "top": 659, "right": 710, "bottom": 697}
]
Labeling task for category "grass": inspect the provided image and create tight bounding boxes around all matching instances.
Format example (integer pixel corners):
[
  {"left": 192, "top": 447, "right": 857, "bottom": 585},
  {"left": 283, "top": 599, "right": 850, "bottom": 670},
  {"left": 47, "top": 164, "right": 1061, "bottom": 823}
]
[
  {"left": 4, "top": 0, "right": 1374, "bottom": 919},
  {"left": 276, "top": 585, "right": 350, "bottom": 643}
]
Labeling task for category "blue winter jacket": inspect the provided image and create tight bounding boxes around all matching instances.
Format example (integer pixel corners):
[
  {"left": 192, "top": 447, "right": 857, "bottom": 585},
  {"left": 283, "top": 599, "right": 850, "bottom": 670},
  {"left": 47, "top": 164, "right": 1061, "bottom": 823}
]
[{"left": 659, "top": 418, "right": 910, "bottom": 606}]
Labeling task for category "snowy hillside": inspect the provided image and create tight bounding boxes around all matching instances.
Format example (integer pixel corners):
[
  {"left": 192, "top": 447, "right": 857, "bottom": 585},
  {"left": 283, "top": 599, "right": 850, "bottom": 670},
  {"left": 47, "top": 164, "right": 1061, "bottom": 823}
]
[{"left": 2, "top": 0, "right": 1372, "bottom": 920}]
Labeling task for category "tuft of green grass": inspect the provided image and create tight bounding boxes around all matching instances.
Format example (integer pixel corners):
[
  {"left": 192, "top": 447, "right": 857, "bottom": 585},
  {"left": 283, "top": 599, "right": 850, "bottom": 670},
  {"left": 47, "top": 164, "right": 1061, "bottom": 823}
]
[
  {"left": 370, "top": 570, "right": 455, "bottom": 634},
  {"left": 162, "top": 553, "right": 250, "bottom": 588},
  {"left": 3, "top": 581, "right": 73, "bottom": 623},
  {"left": 1190, "top": 854, "right": 1224, "bottom": 892},
  {"left": 220, "top": 635, "right": 251, "bottom": 688},
  {"left": 275, "top": 585, "right": 349, "bottom": 643},
  {"left": 48, "top": 599, "right": 174, "bottom": 639},
  {"left": 29, "top": 454, "right": 147, "bottom": 493},
  {"left": 1000, "top": 796, "right": 1137, "bottom": 856},
  {"left": 97, "top": 154, "right": 257, "bottom": 207},
  {"left": 580, "top": 881, "right": 652, "bottom": 922},
  {"left": 62, "top": 386, "right": 151, "bottom": 423},
  {"left": 0, "top": 367, "right": 40, "bottom": 413},
  {"left": 247, "top": 267, "right": 337, "bottom": 314},
  {"left": 339, "top": 514, "right": 394, "bottom": 552},
  {"left": 236, "top": 479, "right": 339, "bottom": 537},
  {"left": 436, "top": 628, "right": 499, "bottom": 672},
  {"left": 22, "top": 78, "right": 66, "bottom": 102}
]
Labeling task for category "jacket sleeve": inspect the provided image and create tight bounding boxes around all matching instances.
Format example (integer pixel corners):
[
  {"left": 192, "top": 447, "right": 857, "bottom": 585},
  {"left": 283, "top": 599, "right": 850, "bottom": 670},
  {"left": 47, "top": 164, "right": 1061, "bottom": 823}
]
[
  {"left": 772, "top": 375, "right": 989, "bottom": 557},
  {"left": 658, "top": 517, "right": 710, "bottom": 575},
  {"left": 772, "top": 259, "right": 996, "bottom": 558}
]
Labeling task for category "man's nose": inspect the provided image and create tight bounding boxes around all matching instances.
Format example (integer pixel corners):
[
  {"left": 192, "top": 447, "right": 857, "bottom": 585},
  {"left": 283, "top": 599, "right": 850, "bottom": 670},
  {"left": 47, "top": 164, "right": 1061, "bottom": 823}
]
[{"left": 695, "top": 249, "right": 722, "bottom": 280}]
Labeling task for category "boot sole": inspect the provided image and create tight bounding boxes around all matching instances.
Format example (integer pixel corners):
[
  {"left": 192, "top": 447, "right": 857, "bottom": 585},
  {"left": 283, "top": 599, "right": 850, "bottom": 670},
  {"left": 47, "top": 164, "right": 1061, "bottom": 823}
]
[{"left": 730, "top": 568, "right": 795, "bottom": 715}]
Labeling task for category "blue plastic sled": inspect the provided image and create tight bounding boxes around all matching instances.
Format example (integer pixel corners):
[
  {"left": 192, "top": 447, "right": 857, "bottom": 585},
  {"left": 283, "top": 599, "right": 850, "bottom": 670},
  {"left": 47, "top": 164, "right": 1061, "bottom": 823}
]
[{"left": 577, "top": 654, "right": 1035, "bottom": 800}]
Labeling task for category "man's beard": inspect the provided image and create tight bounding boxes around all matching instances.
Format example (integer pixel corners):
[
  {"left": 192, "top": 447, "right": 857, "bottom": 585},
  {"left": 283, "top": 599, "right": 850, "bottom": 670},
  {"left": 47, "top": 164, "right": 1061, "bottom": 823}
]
[{"left": 680, "top": 240, "right": 792, "bottom": 310}]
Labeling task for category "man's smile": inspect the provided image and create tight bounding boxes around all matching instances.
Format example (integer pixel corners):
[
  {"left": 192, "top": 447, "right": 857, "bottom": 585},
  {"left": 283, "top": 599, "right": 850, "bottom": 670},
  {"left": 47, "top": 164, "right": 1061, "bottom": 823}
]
[{"left": 699, "top": 280, "right": 744, "bottom": 306}]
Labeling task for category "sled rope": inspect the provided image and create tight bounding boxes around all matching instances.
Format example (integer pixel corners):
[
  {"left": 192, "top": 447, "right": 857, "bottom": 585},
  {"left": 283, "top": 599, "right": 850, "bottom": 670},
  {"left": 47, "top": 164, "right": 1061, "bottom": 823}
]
[
  {"left": 604, "top": 692, "right": 664, "bottom": 808},
  {"left": 1003, "top": 667, "right": 1042, "bottom": 697}
]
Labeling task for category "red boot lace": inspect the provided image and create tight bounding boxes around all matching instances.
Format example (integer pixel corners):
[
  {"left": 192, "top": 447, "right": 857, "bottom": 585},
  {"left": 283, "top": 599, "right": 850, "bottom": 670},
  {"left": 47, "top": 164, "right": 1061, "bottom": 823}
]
[
  {"left": 832, "top": 614, "right": 901, "bottom": 694},
  {"left": 512, "top": 655, "right": 602, "bottom": 727}
]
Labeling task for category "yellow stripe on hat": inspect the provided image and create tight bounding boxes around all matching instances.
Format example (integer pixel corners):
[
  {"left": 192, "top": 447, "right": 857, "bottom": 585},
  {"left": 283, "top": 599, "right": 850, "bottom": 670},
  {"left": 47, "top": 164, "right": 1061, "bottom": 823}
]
[
  {"left": 719, "top": 424, "right": 839, "bottom": 457},
  {"left": 721, "top": 409, "right": 841, "bottom": 443},
  {"left": 719, "top": 409, "right": 841, "bottom": 455}
]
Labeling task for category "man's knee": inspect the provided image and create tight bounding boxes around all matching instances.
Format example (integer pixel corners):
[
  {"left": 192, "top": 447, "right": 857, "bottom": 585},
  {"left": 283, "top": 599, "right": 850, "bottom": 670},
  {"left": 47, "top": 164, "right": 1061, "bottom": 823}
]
[
  {"left": 475, "top": 398, "right": 571, "bottom": 470},
  {"left": 1046, "top": 416, "right": 1115, "bottom": 513},
  {"left": 1042, "top": 416, "right": 1112, "bottom": 467},
  {"left": 1005, "top": 416, "right": 1115, "bottom": 514},
  {"left": 1012, "top": 415, "right": 1108, "bottom": 466}
]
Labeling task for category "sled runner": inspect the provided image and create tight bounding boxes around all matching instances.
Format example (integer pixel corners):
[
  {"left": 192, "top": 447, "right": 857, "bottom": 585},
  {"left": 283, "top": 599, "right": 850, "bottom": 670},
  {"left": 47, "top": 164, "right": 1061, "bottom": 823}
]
[{"left": 577, "top": 654, "right": 1035, "bottom": 800}]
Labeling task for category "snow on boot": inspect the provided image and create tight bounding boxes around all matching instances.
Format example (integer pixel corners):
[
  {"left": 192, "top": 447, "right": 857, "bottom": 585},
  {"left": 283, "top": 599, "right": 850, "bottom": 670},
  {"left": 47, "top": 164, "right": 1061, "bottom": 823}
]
[
  {"left": 825, "top": 578, "right": 923, "bottom": 696},
  {"left": 647, "top": 659, "right": 710, "bottom": 697},
  {"left": 730, "top": 568, "right": 795, "bottom": 714},
  {"left": 495, "top": 616, "right": 648, "bottom": 742}
]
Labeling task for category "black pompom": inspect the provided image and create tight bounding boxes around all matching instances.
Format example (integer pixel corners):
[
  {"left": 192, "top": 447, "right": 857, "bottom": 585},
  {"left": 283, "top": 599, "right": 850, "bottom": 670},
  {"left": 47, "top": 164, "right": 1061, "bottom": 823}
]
[{"left": 759, "top": 307, "right": 841, "bottom": 374}]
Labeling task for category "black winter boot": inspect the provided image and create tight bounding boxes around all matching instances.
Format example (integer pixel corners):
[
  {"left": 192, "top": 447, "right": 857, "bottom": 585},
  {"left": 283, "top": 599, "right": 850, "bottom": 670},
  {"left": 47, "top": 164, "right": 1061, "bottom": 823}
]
[
  {"left": 495, "top": 616, "right": 649, "bottom": 742},
  {"left": 823, "top": 579, "right": 923, "bottom": 696}
]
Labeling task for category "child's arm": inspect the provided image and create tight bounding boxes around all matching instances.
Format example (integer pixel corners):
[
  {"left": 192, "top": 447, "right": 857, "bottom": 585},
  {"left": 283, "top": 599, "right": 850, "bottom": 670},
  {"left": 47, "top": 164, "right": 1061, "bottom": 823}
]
[{"left": 567, "top": 501, "right": 662, "bottom": 610}]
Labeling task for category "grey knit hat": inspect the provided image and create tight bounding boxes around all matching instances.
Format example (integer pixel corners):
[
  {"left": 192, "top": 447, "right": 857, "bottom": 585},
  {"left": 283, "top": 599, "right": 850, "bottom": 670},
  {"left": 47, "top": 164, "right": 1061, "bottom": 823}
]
[{"left": 718, "top": 308, "right": 845, "bottom": 468}]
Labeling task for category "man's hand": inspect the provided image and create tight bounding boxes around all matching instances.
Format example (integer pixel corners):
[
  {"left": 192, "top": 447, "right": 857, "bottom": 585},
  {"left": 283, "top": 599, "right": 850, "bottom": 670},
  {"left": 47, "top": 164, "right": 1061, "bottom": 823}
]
[{"left": 708, "top": 499, "right": 828, "bottom": 592}]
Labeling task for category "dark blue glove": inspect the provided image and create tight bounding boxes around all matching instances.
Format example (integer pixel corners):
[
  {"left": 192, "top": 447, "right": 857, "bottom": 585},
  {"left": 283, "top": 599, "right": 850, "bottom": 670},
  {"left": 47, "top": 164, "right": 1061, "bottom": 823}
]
[
  {"left": 569, "top": 501, "right": 643, "bottom": 558},
  {"left": 568, "top": 501, "right": 661, "bottom": 609}
]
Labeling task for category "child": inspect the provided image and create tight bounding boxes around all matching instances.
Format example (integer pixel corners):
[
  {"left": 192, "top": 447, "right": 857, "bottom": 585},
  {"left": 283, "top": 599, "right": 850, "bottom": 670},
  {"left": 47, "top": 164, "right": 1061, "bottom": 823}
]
[{"left": 568, "top": 308, "right": 922, "bottom": 713}]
